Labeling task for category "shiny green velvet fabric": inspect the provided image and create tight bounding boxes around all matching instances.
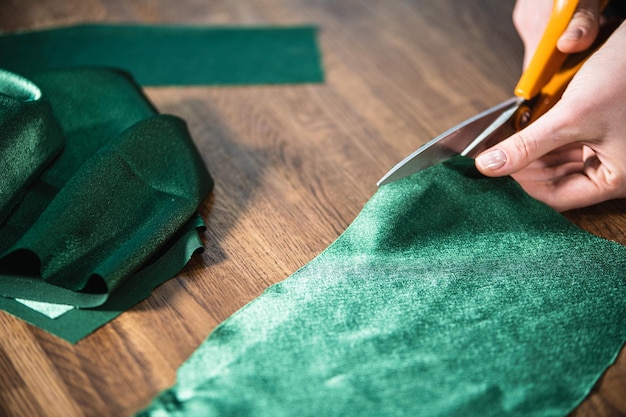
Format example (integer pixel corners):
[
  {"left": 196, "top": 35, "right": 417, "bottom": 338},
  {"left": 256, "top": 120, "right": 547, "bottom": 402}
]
[
  {"left": 0, "top": 71, "right": 65, "bottom": 223},
  {"left": 137, "top": 157, "right": 626, "bottom": 417},
  {"left": 0, "top": 68, "right": 213, "bottom": 343},
  {"left": 0, "top": 25, "right": 324, "bottom": 86}
]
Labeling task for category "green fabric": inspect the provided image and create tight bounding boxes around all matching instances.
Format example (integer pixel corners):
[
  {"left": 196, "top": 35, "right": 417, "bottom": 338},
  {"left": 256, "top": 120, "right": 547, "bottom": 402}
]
[
  {"left": 136, "top": 157, "right": 626, "bottom": 417},
  {"left": 0, "top": 215, "right": 205, "bottom": 344},
  {"left": 0, "top": 70, "right": 65, "bottom": 223},
  {"left": 0, "top": 68, "right": 213, "bottom": 343},
  {"left": 14, "top": 298, "right": 74, "bottom": 319},
  {"left": 0, "top": 25, "right": 324, "bottom": 86}
]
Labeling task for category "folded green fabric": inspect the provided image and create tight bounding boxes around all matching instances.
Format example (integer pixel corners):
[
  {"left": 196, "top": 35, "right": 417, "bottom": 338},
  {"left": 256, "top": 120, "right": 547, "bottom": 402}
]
[
  {"left": 0, "top": 70, "right": 64, "bottom": 223},
  {"left": 0, "top": 25, "right": 324, "bottom": 86},
  {"left": 136, "top": 157, "right": 626, "bottom": 417},
  {"left": 0, "top": 215, "right": 205, "bottom": 343},
  {"left": 0, "top": 68, "right": 213, "bottom": 342}
]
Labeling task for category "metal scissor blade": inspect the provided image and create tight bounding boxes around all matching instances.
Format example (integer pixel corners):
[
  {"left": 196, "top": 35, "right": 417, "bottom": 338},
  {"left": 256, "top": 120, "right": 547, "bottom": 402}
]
[{"left": 376, "top": 97, "right": 522, "bottom": 186}]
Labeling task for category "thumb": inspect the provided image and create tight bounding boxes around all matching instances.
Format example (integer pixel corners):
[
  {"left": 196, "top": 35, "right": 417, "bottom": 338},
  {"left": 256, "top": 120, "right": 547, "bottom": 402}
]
[
  {"left": 557, "top": 0, "right": 600, "bottom": 53},
  {"left": 474, "top": 111, "right": 568, "bottom": 177}
]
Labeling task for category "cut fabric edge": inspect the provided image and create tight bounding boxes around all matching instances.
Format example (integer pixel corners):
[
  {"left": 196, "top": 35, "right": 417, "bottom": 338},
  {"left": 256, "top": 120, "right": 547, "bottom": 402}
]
[{"left": 564, "top": 345, "right": 625, "bottom": 416}]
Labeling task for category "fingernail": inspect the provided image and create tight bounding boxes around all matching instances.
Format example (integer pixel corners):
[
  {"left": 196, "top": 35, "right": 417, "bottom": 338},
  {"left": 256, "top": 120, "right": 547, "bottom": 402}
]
[
  {"left": 476, "top": 149, "right": 507, "bottom": 171},
  {"left": 562, "top": 27, "right": 584, "bottom": 40}
]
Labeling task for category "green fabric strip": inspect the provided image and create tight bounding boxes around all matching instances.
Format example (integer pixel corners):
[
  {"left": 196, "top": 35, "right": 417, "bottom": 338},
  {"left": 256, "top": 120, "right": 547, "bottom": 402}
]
[
  {"left": 136, "top": 157, "right": 626, "bottom": 417},
  {"left": 0, "top": 68, "right": 213, "bottom": 342},
  {"left": 0, "top": 25, "right": 324, "bottom": 86}
]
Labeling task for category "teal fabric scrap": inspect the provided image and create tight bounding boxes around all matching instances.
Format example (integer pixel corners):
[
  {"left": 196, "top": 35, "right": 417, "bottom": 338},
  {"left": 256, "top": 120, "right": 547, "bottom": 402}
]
[
  {"left": 136, "top": 157, "right": 626, "bottom": 417},
  {"left": 0, "top": 68, "right": 213, "bottom": 343},
  {"left": 0, "top": 25, "right": 324, "bottom": 86}
]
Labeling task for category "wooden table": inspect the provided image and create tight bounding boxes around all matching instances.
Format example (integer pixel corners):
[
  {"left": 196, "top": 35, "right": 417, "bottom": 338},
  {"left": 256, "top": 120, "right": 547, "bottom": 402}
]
[{"left": 1, "top": 1, "right": 625, "bottom": 416}]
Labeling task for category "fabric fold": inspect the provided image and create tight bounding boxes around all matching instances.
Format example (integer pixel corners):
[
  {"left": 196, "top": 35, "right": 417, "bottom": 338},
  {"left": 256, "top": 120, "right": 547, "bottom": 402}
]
[
  {"left": 0, "top": 214, "right": 207, "bottom": 343},
  {"left": 136, "top": 157, "right": 626, "bottom": 417},
  {"left": 3, "top": 115, "right": 210, "bottom": 296},
  {"left": 0, "top": 68, "right": 213, "bottom": 341},
  {"left": 0, "top": 69, "right": 65, "bottom": 223}
]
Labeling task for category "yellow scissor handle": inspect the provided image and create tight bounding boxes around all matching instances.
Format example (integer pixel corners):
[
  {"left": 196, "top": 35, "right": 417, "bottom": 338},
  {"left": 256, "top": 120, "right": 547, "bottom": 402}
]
[
  {"left": 512, "top": 0, "right": 609, "bottom": 129},
  {"left": 514, "top": 0, "right": 580, "bottom": 100}
]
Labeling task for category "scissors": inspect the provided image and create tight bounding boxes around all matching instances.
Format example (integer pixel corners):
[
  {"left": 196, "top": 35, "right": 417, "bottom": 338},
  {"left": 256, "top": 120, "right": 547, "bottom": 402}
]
[{"left": 377, "top": 0, "right": 609, "bottom": 186}]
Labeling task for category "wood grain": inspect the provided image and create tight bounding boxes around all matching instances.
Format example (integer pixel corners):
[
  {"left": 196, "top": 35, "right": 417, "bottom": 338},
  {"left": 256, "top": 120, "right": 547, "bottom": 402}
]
[{"left": 1, "top": 1, "right": 625, "bottom": 416}]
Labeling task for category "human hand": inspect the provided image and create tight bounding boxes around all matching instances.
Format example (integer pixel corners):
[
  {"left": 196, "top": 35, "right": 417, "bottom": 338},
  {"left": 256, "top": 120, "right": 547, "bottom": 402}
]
[
  {"left": 513, "top": 0, "right": 601, "bottom": 67},
  {"left": 475, "top": 2, "right": 626, "bottom": 212}
]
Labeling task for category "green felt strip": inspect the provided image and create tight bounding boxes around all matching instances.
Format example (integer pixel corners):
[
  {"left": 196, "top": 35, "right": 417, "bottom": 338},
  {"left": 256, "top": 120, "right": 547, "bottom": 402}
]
[
  {"left": 136, "top": 157, "right": 626, "bottom": 417},
  {"left": 0, "top": 25, "right": 324, "bottom": 86},
  {"left": 0, "top": 68, "right": 213, "bottom": 342}
]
